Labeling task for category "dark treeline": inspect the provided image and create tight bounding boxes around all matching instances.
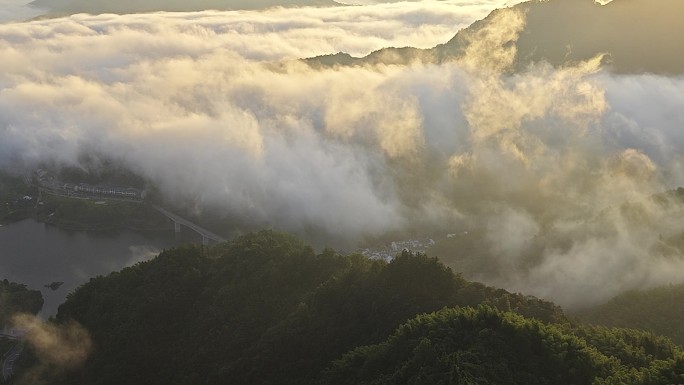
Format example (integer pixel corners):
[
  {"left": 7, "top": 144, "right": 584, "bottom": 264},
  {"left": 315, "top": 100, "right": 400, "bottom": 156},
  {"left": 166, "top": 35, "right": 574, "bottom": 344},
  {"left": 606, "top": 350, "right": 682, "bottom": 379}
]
[
  {"left": 575, "top": 283, "right": 684, "bottom": 347},
  {"left": 324, "top": 306, "right": 684, "bottom": 385},
  {"left": 0, "top": 279, "right": 43, "bottom": 328},
  {"left": 37, "top": 231, "right": 683, "bottom": 384}
]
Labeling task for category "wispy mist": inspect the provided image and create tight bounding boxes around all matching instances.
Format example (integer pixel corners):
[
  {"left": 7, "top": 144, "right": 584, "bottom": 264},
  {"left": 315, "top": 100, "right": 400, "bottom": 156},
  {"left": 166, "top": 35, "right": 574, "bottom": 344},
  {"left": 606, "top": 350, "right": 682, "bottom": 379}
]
[
  {"left": 0, "top": 0, "right": 46, "bottom": 24},
  {"left": 1, "top": 3, "right": 683, "bottom": 307},
  {"left": 10, "top": 314, "right": 91, "bottom": 385}
]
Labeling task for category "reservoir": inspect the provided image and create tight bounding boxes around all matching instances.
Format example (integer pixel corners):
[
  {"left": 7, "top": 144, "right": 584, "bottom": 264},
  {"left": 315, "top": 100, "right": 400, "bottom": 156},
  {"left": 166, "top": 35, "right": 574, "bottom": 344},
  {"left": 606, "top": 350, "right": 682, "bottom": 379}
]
[{"left": 0, "top": 219, "right": 180, "bottom": 316}]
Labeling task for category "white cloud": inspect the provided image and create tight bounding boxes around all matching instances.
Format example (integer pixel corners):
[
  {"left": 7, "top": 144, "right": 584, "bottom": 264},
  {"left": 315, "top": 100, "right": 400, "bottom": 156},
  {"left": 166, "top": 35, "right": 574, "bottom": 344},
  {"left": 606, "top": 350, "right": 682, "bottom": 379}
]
[
  {"left": 11, "top": 314, "right": 91, "bottom": 385},
  {"left": 0, "top": 0, "right": 46, "bottom": 24},
  {"left": 1, "top": 4, "right": 683, "bottom": 307}
]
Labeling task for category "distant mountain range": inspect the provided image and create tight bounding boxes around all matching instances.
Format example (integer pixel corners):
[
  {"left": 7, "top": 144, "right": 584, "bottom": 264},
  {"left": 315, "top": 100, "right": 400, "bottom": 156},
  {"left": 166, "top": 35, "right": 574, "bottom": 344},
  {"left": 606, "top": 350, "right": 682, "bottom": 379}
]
[
  {"left": 307, "top": 0, "right": 684, "bottom": 75},
  {"left": 30, "top": 0, "right": 684, "bottom": 75},
  {"left": 30, "top": 0, "right": 341, "bottom": 17}
]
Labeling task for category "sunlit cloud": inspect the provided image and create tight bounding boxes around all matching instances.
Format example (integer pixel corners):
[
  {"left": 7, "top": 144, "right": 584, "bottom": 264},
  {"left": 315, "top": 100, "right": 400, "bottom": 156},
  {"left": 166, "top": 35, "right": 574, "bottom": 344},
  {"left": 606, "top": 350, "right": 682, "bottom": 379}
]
[
  {"left": 10, "top": 314, "right": 91, "bottom": 385},
  {"left": 0, "top": 0, "right": 46, "bottom": 24},
  {"left": 1, "top": 3, "right": 683, "bottom": 307}
]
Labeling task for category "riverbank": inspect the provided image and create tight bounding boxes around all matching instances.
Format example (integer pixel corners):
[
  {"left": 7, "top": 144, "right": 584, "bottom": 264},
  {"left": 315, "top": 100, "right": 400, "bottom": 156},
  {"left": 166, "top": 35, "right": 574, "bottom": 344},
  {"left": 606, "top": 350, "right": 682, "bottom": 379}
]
[
  {"left": 0, "top": 218, "right": 179, "bottom": 317},
  {"left": 1, "top": 192, "right": 171, "bottom": 233},
  {"left": 0, "top": 169, "right": 170, "bottom": 232},
  {"left": 0, "top": 173, "right": 36, "bottom": 227},
  {"left": 35, "top": 194, "right": 171, "bottom": 232}
]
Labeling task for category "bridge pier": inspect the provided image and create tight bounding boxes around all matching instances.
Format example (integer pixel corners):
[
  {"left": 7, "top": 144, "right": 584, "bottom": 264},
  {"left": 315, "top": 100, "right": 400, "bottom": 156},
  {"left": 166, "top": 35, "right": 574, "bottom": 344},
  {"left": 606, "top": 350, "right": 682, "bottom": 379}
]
[
  {"left": 202, "top": 235, "right": 209, "bottom": 246},
  {"left": 174, "top": 222, "right": 181, "bottom": 233}
]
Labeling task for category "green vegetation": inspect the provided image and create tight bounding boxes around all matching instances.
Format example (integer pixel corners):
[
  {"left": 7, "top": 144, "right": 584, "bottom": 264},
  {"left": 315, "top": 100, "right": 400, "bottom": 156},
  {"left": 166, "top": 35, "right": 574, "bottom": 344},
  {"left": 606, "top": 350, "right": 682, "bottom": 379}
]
[
  {"left": 3, "top": 341, "right": 36, "bottom": 385},
  {"left": 0, "top": 337, "right": 20, "bottom": 385},
  {"left": 428, "top": 230, "right": 502, "bottom": 281},
  {"left": 428, "top": 188, "right": 684, "bottom": 289},
  {"left": 322, "top": 306, "right": 684, "bottom": 385},
  {"left": 0, "top": 337, "right": 13, "bottom": 352},
  {"left": 0, "top": 173, "right": 36, "bottom": 224},
  {"left": 56, "top": 161, "right": 146, "bottom": 190},
  {"left": 574, "top": 283, "right": 684, "bottom": 346},
  {"left": 48, "top": 231, "right": 563, "bottom": 385},
  {"left": 1, "top": 168, "right": 165, "bottom": 231},
  {"left": 37, "top": 231, "right": 682, "bottom": 384},
  {"left": 0, "top": 337, "right": 17, "bottom": 359},
  {"left": 0, "top": 280, "right": 40, "bottom": 385},
  {"left": 35, "top": 195, "right": 168, "bottom": 231},
  {"left": 0, "top": 280, "right": 43, "bottom": 328}
]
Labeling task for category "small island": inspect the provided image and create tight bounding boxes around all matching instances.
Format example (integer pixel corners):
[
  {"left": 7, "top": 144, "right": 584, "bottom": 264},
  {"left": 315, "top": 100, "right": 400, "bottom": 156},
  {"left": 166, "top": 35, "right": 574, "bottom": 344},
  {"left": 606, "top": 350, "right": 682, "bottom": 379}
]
[{"left": 44, "top": 281, "right": 64, "bottom": 291}]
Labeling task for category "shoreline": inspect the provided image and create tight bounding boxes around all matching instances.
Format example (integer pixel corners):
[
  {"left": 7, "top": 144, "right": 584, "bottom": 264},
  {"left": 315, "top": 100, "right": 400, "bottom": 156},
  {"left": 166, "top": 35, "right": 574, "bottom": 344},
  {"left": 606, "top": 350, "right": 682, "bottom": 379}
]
[{"left": 1, "top": 204, "right": 173, "bottom": 234}]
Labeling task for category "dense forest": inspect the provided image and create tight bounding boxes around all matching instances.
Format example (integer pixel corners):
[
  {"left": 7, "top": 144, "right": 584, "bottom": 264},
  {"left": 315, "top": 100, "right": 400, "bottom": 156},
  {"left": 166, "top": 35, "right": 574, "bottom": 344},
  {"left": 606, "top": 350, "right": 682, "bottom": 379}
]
[
  {"left": 0, "top": 165, "right": 168, "bottom": 231},
  {"left": 323, "top": 307, "right": 683, "bottom": 385},
  {"left": 12, "top": 231, "right": 677, "bottom": 384},
  {"left": 575, "top": 283, "right": 684, "bottom": 346},
  {"left": 0, "top": 279, "right": 43, "bottom": 329},
  {"left": 35, "top": 196, "right": 169, "bottom": 232}
]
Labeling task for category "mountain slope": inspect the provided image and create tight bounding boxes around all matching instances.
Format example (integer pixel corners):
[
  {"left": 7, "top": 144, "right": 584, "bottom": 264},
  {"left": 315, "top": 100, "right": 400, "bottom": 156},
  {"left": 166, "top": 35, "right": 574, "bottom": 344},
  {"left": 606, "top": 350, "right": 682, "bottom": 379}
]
[
  {"left": 0, "top": 279, "right": 43, "bottom": 328},
  {"left": 17, "top": 231, "right": 684, "bottom": 384},
  {"left": 574, "top": 283, "right": 684, "bottom": 346},
  {"left": 307, "top": 0, "right": 684, "bottom": 75},
  {"left": 46, "top": 231, "right": 564, "bottom": 385},
  {"left": 322, "top": 306, "right": 684, "bottom": 385},
  {"left": 487, "top": 0, "right": 684, "bottom": 74}
]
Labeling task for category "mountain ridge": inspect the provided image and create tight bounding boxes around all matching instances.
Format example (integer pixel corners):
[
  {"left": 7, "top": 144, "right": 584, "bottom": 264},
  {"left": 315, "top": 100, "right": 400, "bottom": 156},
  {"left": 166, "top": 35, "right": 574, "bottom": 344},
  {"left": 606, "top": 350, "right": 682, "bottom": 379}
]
[
  {"left": 31, "top": 232, "right": 684, "bottom": 384},
  {"left": 306, "top": 0, "right": 684, "bottom": 75},
  {"left": 574, "top": 282, "right": 684, "bottom": 346}
]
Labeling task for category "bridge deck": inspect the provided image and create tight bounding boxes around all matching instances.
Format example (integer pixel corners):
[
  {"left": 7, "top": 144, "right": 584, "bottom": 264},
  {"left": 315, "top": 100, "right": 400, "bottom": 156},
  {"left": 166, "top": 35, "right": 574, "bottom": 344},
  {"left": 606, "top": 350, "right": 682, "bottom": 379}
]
[{"left": 153, "top": 206, "right": 226, "bottom": 243}]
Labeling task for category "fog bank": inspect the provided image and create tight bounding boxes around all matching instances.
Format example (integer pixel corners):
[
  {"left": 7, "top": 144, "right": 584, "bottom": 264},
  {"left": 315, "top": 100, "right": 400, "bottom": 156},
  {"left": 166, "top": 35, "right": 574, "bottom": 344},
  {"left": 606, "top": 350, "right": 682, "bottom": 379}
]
[{"left": 1, "top": 3, "right": 683, "bottom": 307}]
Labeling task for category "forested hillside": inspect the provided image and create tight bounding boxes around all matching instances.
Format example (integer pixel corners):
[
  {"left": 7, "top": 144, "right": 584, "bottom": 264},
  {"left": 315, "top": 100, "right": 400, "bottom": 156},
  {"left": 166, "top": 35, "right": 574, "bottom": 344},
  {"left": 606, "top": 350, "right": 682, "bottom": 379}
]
[
  {"left": 575, "top": 283, "right": 684, "bottom": 346},
  {"left": 0, "top": 279, "right": 43, "bottom": 328},
  {"left": 307, "top": 0, "right": 684, "bottom": 75},
  {"left": 31, "top": 231, "right": 682, "bottom": 384},
  {"left": 323, "top": 306, "right": 684, "bottom": 385},
  {"left": 48, "top": 231, "right": 562, "bottom": 385}
]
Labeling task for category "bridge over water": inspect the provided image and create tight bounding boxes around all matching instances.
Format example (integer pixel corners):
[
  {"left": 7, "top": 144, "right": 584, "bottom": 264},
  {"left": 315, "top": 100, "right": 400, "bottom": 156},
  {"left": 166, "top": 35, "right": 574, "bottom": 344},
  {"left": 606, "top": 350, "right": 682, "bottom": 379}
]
[{"left": 153, "top": 206, "right": 226, "bottom": 246}]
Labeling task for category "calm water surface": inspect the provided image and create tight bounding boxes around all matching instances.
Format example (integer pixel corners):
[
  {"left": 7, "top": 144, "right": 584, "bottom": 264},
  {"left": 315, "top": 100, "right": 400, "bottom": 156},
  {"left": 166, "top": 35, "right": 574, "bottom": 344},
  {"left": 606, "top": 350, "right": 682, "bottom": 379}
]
[{"left": 0, "top": 219, "right": 179, "bottom": 316}]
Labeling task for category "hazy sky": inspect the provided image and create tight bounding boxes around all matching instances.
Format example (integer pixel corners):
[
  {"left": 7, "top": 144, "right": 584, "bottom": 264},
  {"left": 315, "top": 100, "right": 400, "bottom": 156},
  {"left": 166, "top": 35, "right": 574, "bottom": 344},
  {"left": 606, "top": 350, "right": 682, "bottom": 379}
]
[
  {"left": 0, "top": 0, "right": 46, "bottom": 23},
  {"left": 0, "top": 0, "right": 526, "bottom": 23},
  {"left": 1, "top": 1, "right": 682, "bottom": 307}
]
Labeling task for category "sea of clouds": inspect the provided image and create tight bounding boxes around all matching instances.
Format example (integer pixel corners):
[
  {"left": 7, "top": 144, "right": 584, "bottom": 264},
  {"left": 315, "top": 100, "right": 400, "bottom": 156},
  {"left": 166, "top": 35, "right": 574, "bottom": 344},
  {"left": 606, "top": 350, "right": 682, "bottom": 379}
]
[{"left": 1, "top": 1, "right": 683, "bottom": 307}]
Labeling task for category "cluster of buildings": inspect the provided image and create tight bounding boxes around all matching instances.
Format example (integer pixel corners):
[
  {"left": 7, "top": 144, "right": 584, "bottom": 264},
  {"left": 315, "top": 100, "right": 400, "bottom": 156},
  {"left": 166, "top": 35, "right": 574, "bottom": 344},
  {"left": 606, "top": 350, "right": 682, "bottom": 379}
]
[
  {"left": 62, "top": 183, "right": 145, "bottom": 200},
  {"left": 34, "top": 169, "right": 146, "bottom": 201},
  {"left": 360, "top": 238, "right": 436, "bottom": 262}
]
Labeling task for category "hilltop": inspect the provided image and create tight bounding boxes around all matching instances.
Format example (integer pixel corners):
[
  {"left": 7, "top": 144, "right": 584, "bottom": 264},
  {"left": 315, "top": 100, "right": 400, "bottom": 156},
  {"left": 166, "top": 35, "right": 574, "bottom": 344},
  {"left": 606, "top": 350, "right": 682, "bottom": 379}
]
[
  {"left": 574, "top": 283, "right": 684, "bottom": 346},
  {"left": 307, "top": 0, "right": 684, "bottom": 75},
  {"left": 14, "top": 231, "right": 682, "bottom": 384}
]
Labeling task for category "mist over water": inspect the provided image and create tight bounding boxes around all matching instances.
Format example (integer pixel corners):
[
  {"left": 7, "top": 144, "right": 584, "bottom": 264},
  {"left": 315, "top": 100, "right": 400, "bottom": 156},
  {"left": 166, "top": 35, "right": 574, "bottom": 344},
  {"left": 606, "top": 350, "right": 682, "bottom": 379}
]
[
  {"left": 1, "top": 3, "right": 683, "bottom": 307},
  {"left": 0, "top": 219, "right": 176, "bottom": 316}
]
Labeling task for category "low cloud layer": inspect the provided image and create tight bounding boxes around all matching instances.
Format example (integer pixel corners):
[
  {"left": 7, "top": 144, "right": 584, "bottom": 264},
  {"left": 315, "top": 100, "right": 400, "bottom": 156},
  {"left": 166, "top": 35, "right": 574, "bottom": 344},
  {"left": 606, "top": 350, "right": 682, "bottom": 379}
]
[
  {"left": 10, "top": 314, "right": 91, "bottom": 385},
  {"left": 1, "top": 3, "right": 683, "bottom": 307},
  {"left": 0, "top": 0, "right": 46, "bottom": 24}
]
